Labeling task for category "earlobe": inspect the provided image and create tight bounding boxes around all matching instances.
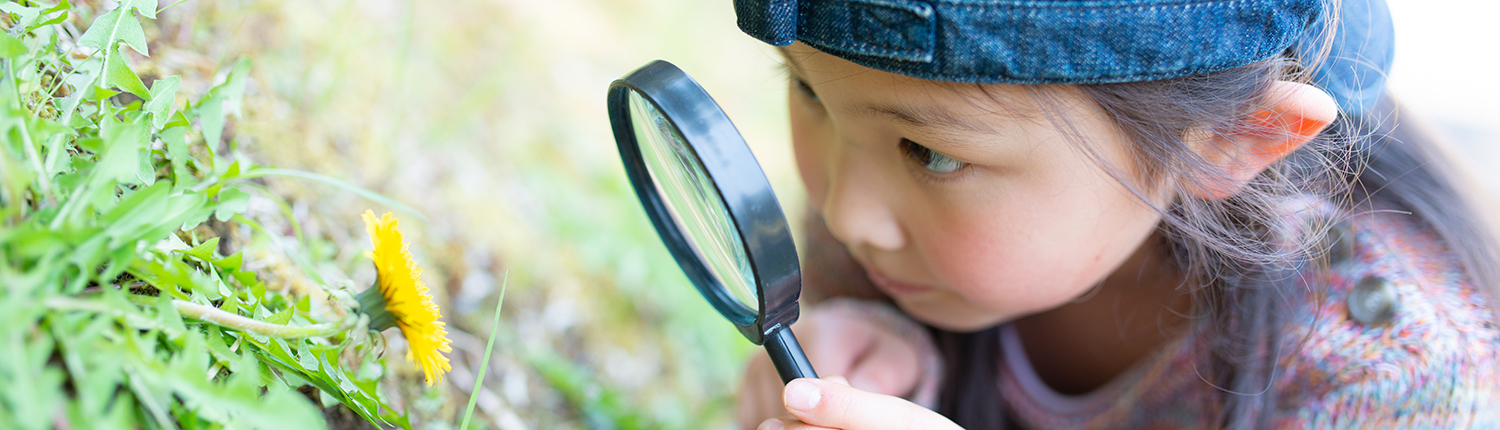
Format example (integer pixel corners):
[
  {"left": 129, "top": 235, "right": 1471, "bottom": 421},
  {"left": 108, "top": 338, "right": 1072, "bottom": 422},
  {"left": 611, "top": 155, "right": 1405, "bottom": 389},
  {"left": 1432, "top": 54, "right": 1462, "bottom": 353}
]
[{"left": 1187, "top": 81, "right": 1339, "bottom": 200}]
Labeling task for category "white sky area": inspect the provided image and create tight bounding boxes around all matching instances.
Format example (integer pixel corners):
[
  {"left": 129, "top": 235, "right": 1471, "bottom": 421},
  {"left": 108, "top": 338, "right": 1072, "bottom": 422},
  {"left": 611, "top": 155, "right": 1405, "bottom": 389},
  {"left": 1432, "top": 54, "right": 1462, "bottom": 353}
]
[{"left": 1384, "top": 0, "right": 1500, "bottom": 190}]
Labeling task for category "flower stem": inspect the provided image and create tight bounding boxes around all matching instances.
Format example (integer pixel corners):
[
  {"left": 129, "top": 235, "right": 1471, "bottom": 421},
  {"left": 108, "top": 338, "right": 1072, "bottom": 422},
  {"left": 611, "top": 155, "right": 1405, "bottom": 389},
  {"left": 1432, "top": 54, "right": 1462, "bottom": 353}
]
[{"left": 173, "top": 300, "right": 354, "bottom": 339}]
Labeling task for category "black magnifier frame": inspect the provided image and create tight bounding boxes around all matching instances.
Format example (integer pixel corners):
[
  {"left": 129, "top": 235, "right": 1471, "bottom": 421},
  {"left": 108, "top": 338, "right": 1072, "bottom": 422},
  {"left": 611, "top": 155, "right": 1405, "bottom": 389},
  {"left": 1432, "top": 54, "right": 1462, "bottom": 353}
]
[{"left": 608, "top": 60, "right": 816, "bottom": 384}]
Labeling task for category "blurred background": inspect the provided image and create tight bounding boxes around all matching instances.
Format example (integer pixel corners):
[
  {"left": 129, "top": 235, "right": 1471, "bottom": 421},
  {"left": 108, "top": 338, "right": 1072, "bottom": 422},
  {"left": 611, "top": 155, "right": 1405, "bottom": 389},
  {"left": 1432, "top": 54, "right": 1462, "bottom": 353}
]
[{"left": 158, "top": 0, "right": 1497, "bottom": 428}]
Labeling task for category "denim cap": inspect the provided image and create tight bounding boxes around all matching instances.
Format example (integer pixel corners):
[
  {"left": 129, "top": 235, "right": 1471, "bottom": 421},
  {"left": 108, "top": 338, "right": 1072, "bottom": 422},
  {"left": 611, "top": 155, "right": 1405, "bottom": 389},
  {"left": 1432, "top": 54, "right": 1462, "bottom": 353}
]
[{"left": 735, "top": 0, "right": 1393, "bottom": 116}]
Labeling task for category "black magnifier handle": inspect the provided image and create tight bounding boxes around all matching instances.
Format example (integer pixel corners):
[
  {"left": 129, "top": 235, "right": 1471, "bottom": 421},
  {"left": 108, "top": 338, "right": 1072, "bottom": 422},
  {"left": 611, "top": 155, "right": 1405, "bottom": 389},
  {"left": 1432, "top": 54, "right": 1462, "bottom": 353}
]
[{"left": 763, "top": 325, "right": 818, "bottom": 384}]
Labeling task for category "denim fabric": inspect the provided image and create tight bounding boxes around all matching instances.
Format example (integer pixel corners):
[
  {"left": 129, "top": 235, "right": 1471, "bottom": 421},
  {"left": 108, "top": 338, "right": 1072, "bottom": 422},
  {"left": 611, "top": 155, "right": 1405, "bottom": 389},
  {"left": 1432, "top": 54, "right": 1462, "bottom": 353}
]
[
  {"left": 1294, "top": 0, "right": 1392, "bottom": 115},
  {"left": 736, "top": 0, "right": 1393, "bottom": 115}
]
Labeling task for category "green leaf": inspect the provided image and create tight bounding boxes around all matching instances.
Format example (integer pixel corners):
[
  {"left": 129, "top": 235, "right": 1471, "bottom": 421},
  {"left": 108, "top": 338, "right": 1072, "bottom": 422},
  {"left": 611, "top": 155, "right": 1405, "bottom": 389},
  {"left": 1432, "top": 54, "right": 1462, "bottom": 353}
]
[
  {"left": 85, "top": 85, "right": 121, "bottom": 102},
  {"left": 208, "top": 57, "right": 252, "bottom": 118},
  {"left": 212, "top": 252, "right": 243, "bottom": 271},
  {"left": 136, "top": 143, "right": 156, "bottom": 186},
  {"left": 181, "top": 237, "right": 219, "bottom": 261},
  {"left": 0, "top": 2, "right": 40, "bottom": 28},
  {"left": 203, "top": 326, "right": 240, "bottom": 366},
  {"left": 145, "top": 76, "right": 179, "bottom": 129},
  {"left": 294, "top": 341, "right": 318, "bottom": 372},
  {"left": 105, "top": 47, "right": 149, "bottom": 98},
  {"left": 28, "top": 1, "right": 70, "bottom": 31},
  {"left": 198, "top": 57, "right": 251, "bottom": 148},
  {"left": 198, "top": 94, "right": 223, "bottom": 149},
  {"left": 93, "top": 119, "right": 148, "bottom": 184},
  {"left": 172, "top": 327, "right": 211, "bottom": 375},
  {"left": 163, "top": 109, "right": 191, "bottom": 129},
  {"left": 132, "top": 0, "right": 159, "bottom": 19},
  {"left": 212, "top": 188, "right": 249, "bottom": 222},
  {"left": 77, "top": 3, "right": 148, "bottom": 56},
  {"left": 264, "top": 305, "right": 293, "bottom": 326},
  {"left": 138, "top": 345, "right": 328, "bottom": 430},
  {"left": 160, "top": 126, "right": 194, "bottom": 186},
  {"left": 154, "top": 294, "right": 188, "bottom": 340},
  {"left": 0, "top": 34, "right": 27, "bottom": 58}
]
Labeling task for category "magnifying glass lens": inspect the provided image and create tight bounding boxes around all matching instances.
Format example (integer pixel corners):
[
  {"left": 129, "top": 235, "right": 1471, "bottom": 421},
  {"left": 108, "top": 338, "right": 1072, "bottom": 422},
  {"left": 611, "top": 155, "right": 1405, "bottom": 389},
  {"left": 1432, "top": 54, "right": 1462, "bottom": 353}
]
[{"left": 628, "top": 90, "right": 759, "bottom": 313}]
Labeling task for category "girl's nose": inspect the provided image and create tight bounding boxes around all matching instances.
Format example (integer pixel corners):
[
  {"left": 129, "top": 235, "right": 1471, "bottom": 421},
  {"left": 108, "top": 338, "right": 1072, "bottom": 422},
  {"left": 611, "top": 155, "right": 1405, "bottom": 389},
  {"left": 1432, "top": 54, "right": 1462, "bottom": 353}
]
[{"left": 820, "top": 151, "right": 906, "bottom": 253}]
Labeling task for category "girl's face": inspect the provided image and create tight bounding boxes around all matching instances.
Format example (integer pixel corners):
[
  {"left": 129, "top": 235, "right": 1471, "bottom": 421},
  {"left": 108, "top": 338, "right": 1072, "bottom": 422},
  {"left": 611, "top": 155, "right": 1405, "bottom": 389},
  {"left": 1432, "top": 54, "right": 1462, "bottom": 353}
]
[{"left": 784, "top": 44, "right": 1174, "bottom": 331}]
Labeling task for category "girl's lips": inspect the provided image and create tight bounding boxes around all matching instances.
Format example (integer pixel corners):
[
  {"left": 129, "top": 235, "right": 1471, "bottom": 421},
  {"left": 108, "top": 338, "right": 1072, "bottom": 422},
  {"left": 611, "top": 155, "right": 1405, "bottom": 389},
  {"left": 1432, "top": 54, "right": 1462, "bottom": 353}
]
[{"left": 864, "top": 268, "right": 932, "bottom": 296}]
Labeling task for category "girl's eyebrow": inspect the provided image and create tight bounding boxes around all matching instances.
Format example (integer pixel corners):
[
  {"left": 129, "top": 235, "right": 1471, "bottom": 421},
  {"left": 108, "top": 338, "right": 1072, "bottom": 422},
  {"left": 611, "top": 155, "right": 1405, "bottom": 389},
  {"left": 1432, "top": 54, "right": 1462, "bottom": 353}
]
[{"left": 855, "top": 102, "right": 996, "bottom": 135}]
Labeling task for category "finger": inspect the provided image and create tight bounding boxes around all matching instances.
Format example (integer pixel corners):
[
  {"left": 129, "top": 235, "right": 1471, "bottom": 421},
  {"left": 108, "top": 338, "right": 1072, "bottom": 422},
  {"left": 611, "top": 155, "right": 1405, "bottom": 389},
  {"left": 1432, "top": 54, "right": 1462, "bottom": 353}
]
[
  {"left": 825, "top": 375, "right": 849, "bottom": 386},
  {"left": 782, "top": 378, "right": 962, "bottom": 430},
  {"left": 758, "top": 418, "right": 837, "bottom": 430}
]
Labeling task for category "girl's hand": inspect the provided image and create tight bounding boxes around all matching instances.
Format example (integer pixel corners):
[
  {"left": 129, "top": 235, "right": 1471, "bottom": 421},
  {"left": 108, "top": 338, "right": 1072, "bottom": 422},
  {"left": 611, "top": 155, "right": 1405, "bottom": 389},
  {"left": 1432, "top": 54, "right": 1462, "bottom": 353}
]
[
  {"left": 758, "top": 377, "right": 961, "bottom": 430},
  {"left": 736, "top": 307, "right": 927, "bottom": 428}
]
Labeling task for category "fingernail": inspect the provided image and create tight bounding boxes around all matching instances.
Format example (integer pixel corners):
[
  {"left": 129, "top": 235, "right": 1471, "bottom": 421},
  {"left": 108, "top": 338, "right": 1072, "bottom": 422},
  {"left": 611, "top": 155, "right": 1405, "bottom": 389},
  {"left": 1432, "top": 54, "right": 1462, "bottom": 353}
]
[
  {"left": 785, "top": 379, "right": 821, "bottom": 412},
  {"left": 757, "top": 418, "right": 785, "bottom": 430}
]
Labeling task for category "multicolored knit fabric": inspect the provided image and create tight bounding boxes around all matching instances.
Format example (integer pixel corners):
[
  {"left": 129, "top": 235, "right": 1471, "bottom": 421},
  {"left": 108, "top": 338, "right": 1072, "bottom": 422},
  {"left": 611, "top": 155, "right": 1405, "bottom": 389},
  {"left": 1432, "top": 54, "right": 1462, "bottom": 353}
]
[{"left": 861, "top": 205, "right": 1500, "bottom": 428}]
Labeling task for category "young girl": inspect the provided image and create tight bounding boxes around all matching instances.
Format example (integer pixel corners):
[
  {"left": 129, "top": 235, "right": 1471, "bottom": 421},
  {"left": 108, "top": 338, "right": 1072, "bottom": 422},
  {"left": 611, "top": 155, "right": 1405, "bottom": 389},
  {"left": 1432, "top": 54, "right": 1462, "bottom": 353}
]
[{"left": 730, "top": 0, "right": 1500, "bottom": 428}]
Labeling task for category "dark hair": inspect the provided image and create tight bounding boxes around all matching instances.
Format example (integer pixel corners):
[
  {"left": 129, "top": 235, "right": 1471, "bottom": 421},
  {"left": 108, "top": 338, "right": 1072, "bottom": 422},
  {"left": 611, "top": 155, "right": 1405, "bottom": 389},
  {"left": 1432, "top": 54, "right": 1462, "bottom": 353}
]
[{"left": 930, "top": 61, "right": 1500, "bottom": 429}]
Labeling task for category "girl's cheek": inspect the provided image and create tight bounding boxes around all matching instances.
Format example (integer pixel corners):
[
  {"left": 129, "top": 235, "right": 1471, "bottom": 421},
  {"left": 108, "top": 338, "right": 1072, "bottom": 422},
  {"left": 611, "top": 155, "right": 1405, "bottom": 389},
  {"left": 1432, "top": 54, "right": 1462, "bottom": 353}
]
[{"left": 790, "top": 101, "right": 829, "bottom": 211}]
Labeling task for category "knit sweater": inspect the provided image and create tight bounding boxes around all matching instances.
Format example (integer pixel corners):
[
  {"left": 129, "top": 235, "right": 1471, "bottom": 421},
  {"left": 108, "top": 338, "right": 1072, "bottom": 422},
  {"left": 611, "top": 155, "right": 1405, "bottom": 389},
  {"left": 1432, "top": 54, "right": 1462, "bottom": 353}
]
[{"left": 821, "top": 208, "right": 1500, "bottom": 429}]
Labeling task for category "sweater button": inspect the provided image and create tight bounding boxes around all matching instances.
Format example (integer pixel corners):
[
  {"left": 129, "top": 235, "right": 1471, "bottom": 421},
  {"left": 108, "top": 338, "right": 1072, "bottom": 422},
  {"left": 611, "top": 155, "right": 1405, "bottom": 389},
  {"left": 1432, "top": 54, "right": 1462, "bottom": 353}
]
[
  {"left": 1348, "top": 276, "right": 1397, "bottom": 325},
  {"left": 1321, "top": 220, "right": 1354, "bottom": 264}
]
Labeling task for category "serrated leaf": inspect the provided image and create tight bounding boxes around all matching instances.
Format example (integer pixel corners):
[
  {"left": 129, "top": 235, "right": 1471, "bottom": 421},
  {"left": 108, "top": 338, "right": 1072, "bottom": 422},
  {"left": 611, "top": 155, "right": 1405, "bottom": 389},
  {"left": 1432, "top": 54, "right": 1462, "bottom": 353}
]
[
  {"left": 154, "top": 294, "right": 188, "bottom": 340},
  {"left": 264, "top": 305, "right": 293, "bottom": 325},
  {"left": 213, "top": 187, "right": 249, "bottom": 222},
  {"left": 172, "top": 327, "right": 210, "bottom": 374},
  {"left": 216, "top": 275, "right": 233, "bottom": 299},
  {"left": 212, "top": 252, "right": 243, "bottom": 271},
  {"left": 187, "top": 266, "right": 223, "bottom": 301},
  {"left": 29, "top": 11, "right": 69, "bottom": 31},
  {"left": 24, "top": 0, "right": 72, "bottom": 33},
  {"left": 208, "top": 57, "right": 251, "bottom": 118},
  {"left": 234, "top": 271, "right": 259, "bottom": 291},
  {"left": 221, "top": 160, "right": 241, "bottom": 179},
  {"left": 203, "top": 326, "right": 240, "bottom": 365},
  {"left": 132, "top": 0, "right": 158, "bottom": 19},
  {"left": 105, "top": 48, "right": 148, "bottom": 98},
  {"left": 145, "top": 76, "right": 179, "bottom": 129},
  {"left": 319, "top": 352, "right": 357, "bottom": 394},
  {"left": 181, "top": 237, "right": 218, "bottom": 261},
  {"left": 92, "top": 119, "right": 148, "bottom": 184},
  {"left": 141, "top": 347, "right": 328, "bottom": 430},
  {"left": 136, "top": 143, "right": 155, "bottom": 186},
  {"left": 85, "top": 85, "right": 120, "bottom": 101},
  {"left": 160, "top": 126, "right": 193, "bottom": 186},
  {"left": 164, "top": 109, "right": 191, "bottom": 129},
  {"left": 199, "top": 95, "right": 224, "bottom": 149},
  {"left": 77, "top": 4, "right": 148, "bottom": 56},
  {"left": 0, "top": 34, "right": 27, "bottom": 58},
  {"left": 198, "top": 57, "right": 251, "bottom": 148},
  {"left": 0, "top": 2, "right": 39, "bottom": 24},
  {"left": 295, "top": 341, "right": 318, "bottom": 371}
]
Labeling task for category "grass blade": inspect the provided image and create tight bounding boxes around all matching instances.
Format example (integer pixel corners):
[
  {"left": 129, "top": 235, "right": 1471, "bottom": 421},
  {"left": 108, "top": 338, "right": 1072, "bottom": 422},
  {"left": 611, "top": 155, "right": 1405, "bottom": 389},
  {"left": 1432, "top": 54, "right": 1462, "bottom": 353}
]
[
  {"left": 236, "top": 168, "right": 426, "bottom": 221},
  {"left": 459, "top": 271, "right": 508, "bottom": 430}
]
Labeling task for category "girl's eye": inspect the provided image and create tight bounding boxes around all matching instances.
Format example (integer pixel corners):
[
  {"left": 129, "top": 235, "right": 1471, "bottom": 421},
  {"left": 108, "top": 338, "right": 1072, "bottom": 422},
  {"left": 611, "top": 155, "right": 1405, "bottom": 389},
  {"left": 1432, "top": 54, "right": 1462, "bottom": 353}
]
[
  {"left": 792, "top": 77, "right": 821, "bottom": 103},
  {"left": 899, "top": 138, "right": 967, "bottom": 174}
]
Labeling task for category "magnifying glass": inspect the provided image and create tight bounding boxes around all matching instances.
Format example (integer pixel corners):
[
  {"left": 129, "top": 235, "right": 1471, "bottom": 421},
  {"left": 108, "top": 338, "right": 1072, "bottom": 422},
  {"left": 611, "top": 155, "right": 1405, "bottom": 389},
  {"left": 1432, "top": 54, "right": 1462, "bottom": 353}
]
[{"left": 607, "top": 60, "right": 817, "bottom": 384}]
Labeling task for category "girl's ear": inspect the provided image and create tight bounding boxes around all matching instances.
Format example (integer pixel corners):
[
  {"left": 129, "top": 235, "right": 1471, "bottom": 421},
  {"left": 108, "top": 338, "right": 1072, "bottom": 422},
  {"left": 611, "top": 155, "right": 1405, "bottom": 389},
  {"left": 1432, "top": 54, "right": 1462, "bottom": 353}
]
[{"left": 1186, "top": 81, "right": 1339, "bottom": 200}]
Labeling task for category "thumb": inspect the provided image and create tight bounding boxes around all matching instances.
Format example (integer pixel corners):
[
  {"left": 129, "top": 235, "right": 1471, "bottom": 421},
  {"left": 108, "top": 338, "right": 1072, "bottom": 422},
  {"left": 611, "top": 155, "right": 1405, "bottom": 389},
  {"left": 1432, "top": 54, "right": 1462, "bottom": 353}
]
[{"left": 782, "top": 378, "right": 961, "bottom": 430}]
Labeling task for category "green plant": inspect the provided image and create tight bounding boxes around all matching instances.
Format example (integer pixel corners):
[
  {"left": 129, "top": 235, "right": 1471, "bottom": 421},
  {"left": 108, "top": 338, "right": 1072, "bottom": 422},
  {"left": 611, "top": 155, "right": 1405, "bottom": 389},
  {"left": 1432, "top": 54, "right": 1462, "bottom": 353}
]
[{"left": 0, "top": 1, "right": 419, "bottom": 428}]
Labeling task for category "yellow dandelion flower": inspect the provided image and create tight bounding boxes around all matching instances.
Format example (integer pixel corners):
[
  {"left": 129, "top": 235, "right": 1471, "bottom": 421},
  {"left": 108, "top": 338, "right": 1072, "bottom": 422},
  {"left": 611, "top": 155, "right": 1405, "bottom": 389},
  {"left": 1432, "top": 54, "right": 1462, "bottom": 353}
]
[{"left": 356, "top": 210, "right": 453, "bottom": 386}]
